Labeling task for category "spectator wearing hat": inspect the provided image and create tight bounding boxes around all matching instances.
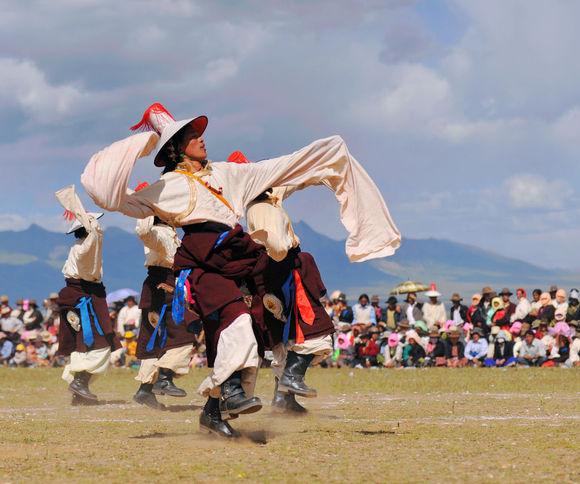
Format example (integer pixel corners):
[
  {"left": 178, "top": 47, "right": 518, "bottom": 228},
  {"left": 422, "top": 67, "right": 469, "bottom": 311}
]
[
  {"left": 467, "top": 294, "right": 485, "bottom": 328},
  {"left": 384, "top": 296, "right": 401, "bottom": 330},
  {"left": 485, "top": 330, "right": 516, "bottom": 367},
  {"left": 0, "top": 295, "right": 11, "bottom": 313},
  {"left": 0, "top": 306, "right": 23, "bottom": 341},
  {"left": 422, "top": 284, "right": 446, "bottom": 330},
  {"left": 116, "top": 296, "right": 142, "bottom": 335},
  {"left": 444, "top": 326, "right": 466, "bottom": 367},
  {"left": 566, "top": 289, "right": 580, "bottom": 323},
  {"left": 382, "top": 333, "right": 402, "bottom": 368},
  {"left": 402, "top": 330, "right": 426, "bottom": 367},
  {"left": 488, "top": 297, "right": 507, "bottom": 329},
  {"left": 480, "top": 286, "right": 494, "bottom": 313},
  {"left": 0, "top": 332, "right": 14, "bottom": 366},
  {"left": 498, "top": 288, "right": 516, "bottom": 321},
  {"left": 22, "top": 300, "right": 43, "bottom": 331},
  {"left": 352, "top": 294, "right": 377, "bottom": 327},
  {"left": 425, "top": 328, "right": 446, "bottom": 366},
  {"left": 537, "top": 292, "right": 555, "bottom": 324},
  {"left": 547, "top": 333, "right": 571, "bottom": 366},
  {"left": 517, "top": 330, "right": 546, "bottom": 366},
  {"left": 11, "top": 299, "right": 25, "bottom": 321},
  {"left": 399, "top": 293, "right": 423, "bottom": 327},
  {"left": 333, "top": 293, "right": 354, "bottom": 324},
  {"left": 512, "top": 288, "right": 531, "bottom": 323},
  {"left": 449, "top": 293, "right": 468, "bottom": 325},
  {"left": 464, "top": 328, "right": 488, "bottom": 366},
  {"left": 554, "top": 289, "right": 568, "bottom": 314},
  {"left": 43, "top": 292, "right": 60, "bottom": 321},
  {"left": 548, "top": 285, "right": 559, "bottom": 305},
  {"left": 9, "top": 343, "right": 27, "bottom": 367}
]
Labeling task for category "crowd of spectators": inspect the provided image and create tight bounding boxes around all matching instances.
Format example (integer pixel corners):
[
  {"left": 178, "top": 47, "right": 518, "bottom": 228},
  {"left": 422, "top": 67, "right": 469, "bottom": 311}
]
[
  {"left": 321, "top": 286, "right": 580, "bottom": 369},
  {"left": 2, "top": 284, "right": 579, "bottom": 370}
]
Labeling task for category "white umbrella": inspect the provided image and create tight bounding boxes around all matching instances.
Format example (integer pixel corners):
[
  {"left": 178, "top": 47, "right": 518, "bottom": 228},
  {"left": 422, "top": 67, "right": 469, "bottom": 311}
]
[{"left": 106, "top": 288, "right": 139, "bottom": 305}]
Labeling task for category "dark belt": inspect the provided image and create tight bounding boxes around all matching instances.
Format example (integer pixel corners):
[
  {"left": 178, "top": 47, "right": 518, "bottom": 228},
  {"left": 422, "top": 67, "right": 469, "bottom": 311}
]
[{"left": 182, "top": 221, "right": 231, "bottom": 234}]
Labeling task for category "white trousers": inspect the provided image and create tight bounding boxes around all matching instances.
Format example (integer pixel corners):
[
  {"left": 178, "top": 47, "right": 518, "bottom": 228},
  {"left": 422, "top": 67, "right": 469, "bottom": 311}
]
[
  {"left": 270, "top": 334, "right": 333, "bottom": 380},
  {"left": 198, "top": 313, "right": 260, "bottom": 398},
  {"left": 135, "top": 345, "right": 194, "bottom": 384},
  {"left": 62, "top": 347, "right": 111, "bottom": 383}
]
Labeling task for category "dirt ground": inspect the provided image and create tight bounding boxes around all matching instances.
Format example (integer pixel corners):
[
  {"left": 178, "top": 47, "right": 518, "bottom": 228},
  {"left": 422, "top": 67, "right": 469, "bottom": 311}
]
[{"left": 0, "top": 367, "right": 579, "bottom": 483}]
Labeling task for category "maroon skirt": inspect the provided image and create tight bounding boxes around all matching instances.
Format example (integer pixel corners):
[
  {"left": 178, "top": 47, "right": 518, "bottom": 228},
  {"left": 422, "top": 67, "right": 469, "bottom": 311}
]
[
  {"left": 136, "top": 266, "right": 197, "bottom": 360},
  {"left": 174, "top": 222, "right": 270, "bottom": 367},
  {"left": 56, "top": 278, "right": 121, "bottom": 356},
  {"left": 263, "top": 248, "right": 335, "bottom": 346}
]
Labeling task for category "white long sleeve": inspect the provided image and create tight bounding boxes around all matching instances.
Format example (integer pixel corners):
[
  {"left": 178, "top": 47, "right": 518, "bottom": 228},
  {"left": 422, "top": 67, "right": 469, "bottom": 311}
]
[
  {"left": 62, "top": 217, "right": 103, "bottom": 282},
  {"left": 82, "top": 134, "right": 400, "bottom": 262}
]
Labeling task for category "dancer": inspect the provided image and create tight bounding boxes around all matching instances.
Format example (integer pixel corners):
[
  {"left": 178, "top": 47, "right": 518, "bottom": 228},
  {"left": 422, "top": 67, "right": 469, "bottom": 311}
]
[
  {"left": 228, "top": 150, "right": 334, "bottom": 414},
  {"left": 55, "top": 185, "right": 121, "bottom": 405},
  {"left": 81, "top": 102, "right": 400, "bottom": 437},
  {"left": 133, "top": 194, "right": 197, "bottom": 409}
]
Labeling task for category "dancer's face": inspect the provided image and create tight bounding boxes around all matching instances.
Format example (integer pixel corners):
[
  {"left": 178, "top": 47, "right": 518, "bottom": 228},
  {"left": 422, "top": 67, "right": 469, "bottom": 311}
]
[{"left": 181, "top": 125, "right": 207, "bottom": 162}]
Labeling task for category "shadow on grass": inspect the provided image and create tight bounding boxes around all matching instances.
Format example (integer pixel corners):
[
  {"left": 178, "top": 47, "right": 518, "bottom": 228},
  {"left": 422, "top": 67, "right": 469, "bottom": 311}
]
[
  {"left": 164, "top": 404, "right": 203, "bottom": 413},
  {"left": 130, "top": 431, "right": 190, "bottom": 440}
]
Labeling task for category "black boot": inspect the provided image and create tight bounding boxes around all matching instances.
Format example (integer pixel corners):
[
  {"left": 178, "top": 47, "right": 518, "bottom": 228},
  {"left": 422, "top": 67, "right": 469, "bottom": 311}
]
[
  {"left": 68, "top": 371, "right": 98, "bottom": 401},
  {"left": 278, "top": 352, "right": 317, "bottom": 398},
  {"left": 272, "top": 377, "right": 308, "bottom": 414},
  {"left": 219, "top": 371, "right": 262, "bottom": 420},
  {"left": 199, "top": 397, "right": 240, "bottom": 438},
  {"left": 134, "top": 383, "right": 165, "bottom": 410},
  {"left": 152, "top": 368, "right": 187, "bottom": 397}
]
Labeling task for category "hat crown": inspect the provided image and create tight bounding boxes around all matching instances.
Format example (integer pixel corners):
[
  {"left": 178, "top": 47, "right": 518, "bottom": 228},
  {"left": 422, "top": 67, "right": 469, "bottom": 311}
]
[
  {"left": 227, "top": 150, "right": 251, "bottom": 164},
  {"left": 130, "top": 102, "right": 175, "bottom": 136}
]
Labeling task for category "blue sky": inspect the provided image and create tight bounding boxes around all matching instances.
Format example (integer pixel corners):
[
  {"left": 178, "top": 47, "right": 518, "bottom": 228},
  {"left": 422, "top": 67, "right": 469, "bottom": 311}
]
[{"left": 1, "top": 0, "right": 579, "bottom": 268}]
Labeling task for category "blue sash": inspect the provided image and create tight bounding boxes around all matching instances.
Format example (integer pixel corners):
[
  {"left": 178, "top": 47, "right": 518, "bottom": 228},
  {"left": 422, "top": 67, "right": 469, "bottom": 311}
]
[
  {"left": 213, "top": 230, "right": 230, "bottom": 250},
  {"left": 75, "top": 296, "right": 105, "bottom": 348},
  {"left": 146, "top": 304, "right": 168, "bottom": 352},
  {"left": 280, "top": 271, "right": 296, "bottom": 344},
  {"left": 172, "top": 269, "right": 191, "bottom": 324}
]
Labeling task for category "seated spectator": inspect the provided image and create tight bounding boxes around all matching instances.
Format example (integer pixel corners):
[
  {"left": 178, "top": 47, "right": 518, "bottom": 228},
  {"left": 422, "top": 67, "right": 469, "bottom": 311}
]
[
  {"left": 537, "top": 292, "right": 555, "bottom": 323},
  {"left": 554, "top": 289, "right": 568, "bottom": 313},
  {"left": 382, "top": 333, "right": 402, "bottom": 368},
  {"left": 22, "top": 299, "right": 43, "bottom": 331},
  {"left": 333, "top": 293, "right": 354, "bottom": 324},
  {"left": 422, "top": 285, "right": 446, "bottom": 329},
  {"left": 484, "top": 330, "right": 516, "bottom": 367},
  {"left": 402, "top": 329, "right": 426, "bottom": 367},
  {"left": 124, "top": 331, "right": 138, "bottom": 368},
  {"left": 399, "top": 293, "right": 423, "bottom": 327},
  {"left": 449, "top": 293, "right": 467, "bottom": 325},
  {"left": 517, "top": 330, "right": 547, "bottom": 366},
  {"left": 0, "top": 332, "right": 14, "bottom": 366},
  {"left": 352, "top": 331, "right": 380, "bottom": 368},
  {"left": 498, "top": 288, "right": 516, "bottom": 321},
  {"left": 444, "top": 326, "right": 466, "bottom": 367},
  {"left": 425, "top": 328, "right": 446, "bottom": 366},
  {"left": 467, "top": 294, "right": 485, "bottom": 328},
  {"left": 533, "top": 320, "right": 555, "bottom": 354},
  {"left": 547, "top": 332, "right": 571, "bottom": 366},
  {"left": 489, "top": 297, "right": 507, "bottom": 329},
  {"left": 512, "top": 288, "right": 531, "bottom": 323},
  {"left": 567, "top": 288, "right": 580, "bottom": 322},
  {"left": 116, "top": 296, "right": 142, "bottom": 335},
  {"left": 566, "top": 326, "right": 580, "bottom": 367},
  {"left": 370, "top": 295, "right": 383, "bottom": 323},
  {"left": 529, "top": 289, "right": 542, "bottom": 314},
  {"left": 9, "top": 343, "right": 27, "bottom": 367},
  {"left": 464, "top": 328, "right": 488, "bottom": 366},
  {"left": 0, "top": 295, "right": 10, "bottom": 313},
  {"left": 1, "top": 306, "right": 23, "bottom": 341},
  {"left": 384, "top": 296, "right": 401, "bottom": 330},
  {"left": 396, "top": 319, "right": 410, "bottom": 334},
  {"left": 34, "top": 334, "right": 51, "bottom": 367},
  {"left": 414, "top": 320, "right": 429, "bottom": 339},
  {"left": 352, "top": 294, "right": 377, "bottom": 327}
]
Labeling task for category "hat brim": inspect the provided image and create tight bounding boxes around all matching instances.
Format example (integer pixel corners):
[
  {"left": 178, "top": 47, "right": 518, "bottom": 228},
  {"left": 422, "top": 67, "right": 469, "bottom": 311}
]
[
  {"left": 153, "top": 115, "right": 208, "bottom": 167},
  {"left": 425, "top": 291, "right": 441, "bottom": 298},
  {"left": 66, "top": 213, "right": 104, "bottom": 234}
]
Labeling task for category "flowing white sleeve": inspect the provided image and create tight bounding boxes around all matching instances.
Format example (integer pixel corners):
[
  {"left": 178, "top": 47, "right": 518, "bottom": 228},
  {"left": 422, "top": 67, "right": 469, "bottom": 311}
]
[
  {"left": 81, "top": 132, "right": 160, "bottom": 218},
  {"left": 224, "top": 135, "right": 401, "bottom": 262}
]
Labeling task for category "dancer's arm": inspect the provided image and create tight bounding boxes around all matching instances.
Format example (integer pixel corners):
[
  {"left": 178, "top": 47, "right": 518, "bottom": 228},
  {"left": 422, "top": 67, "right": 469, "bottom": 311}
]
[{"left": 224, "top": 135, "right": 401, "bottom": 262}]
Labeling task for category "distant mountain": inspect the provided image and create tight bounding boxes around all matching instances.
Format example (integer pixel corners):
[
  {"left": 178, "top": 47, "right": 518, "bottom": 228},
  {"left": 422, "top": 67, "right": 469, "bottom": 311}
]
[{"left": 0, "top": 222, "right": 573, "bottom": 303}]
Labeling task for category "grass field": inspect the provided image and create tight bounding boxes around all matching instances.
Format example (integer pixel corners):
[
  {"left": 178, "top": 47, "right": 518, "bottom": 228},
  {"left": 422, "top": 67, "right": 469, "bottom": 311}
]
[{"left": 1, "top": 367, "right": 579, "bottom": 483}]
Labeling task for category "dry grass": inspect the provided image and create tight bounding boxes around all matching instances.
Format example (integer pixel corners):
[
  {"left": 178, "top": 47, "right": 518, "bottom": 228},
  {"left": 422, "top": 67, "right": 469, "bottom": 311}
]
[{"left": 0, "top": 367, "right": 579, "bottom": 483}]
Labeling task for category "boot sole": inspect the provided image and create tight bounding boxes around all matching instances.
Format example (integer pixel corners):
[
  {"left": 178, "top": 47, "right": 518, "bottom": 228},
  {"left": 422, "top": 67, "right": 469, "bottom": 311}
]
[
  {"left": 68, "top": 386, "right": 98, "bottom": 401},
  {"left": 221, "top": 401, "right": 263, "bottom": 420},
  {"left": 152, "top": 388, "right": 187, "bottom": 397},
  {"left": 132, "top": 395, "right": 165, "bottom": 410},
  {"left": 277, "top": 384, "right": 317, "bottom": 398}
]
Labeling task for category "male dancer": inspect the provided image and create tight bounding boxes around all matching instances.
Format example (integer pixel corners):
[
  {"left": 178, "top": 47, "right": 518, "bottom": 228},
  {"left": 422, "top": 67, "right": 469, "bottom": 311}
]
[
  {"left": 133, "top": 196, "right": 197, "bottom": 409},
  {"left": 81, "top": 102, "right": 400, "bottom": 437},
  {"left": 55, "top": 185, "right": 121, "bottom": 404},
  {"left": 229, "top": 151, "right": 334, "bottom": 414}
]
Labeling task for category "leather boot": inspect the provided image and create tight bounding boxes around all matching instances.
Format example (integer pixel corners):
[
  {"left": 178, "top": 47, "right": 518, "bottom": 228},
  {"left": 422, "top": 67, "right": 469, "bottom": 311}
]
[
  {"left": 219, "top": 371, "right": 262, "bottom": 420},
  {"left": 133, "top": 383, "right": 165, "bottom": 410},
  {"left": 284, "top": 393, "right": 308, "bottom": 414},
  {"left": 152, "top": 368, "right": 187, "bottom": 397},
  {"left": 278, "top": 352, "right": 317, "bottom": 398},
  {"left": 271, "top": 377, "right": 287, "bottom": 411},
  {"left": 272, "top": 378, "right": 308, "bottom": 414},
  {"left": 199, "top": 397, "right": 240, "bottom": 438},
  {"left": 68, "top": 371, "right": 98, "bottom": 401}
]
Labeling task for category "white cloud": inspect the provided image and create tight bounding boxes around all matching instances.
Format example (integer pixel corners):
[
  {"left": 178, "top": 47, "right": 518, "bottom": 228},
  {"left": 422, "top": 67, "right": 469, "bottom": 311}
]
[
  {"left": 505, "top": 174, "right": 573, "bottom": 210},
  {"left": 0, "top": 58, "right": 87, "bottom": 123}
]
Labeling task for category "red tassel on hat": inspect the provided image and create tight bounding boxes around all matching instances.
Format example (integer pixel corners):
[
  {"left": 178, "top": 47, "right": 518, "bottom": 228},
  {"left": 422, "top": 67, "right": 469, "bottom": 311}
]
[
  {"left": 134, "top": 181, "right": 149, "bottom": 192},
  {"left": 227, "top": 150, "right": 251, "bottom": 164},
  {"left": 130, "top": 102, "right": 175, "bottom": 134},
  {"left": 63, "top": 210, "right": 76, "bottom": 221},
  {"left": 430, "top": 283, "right": 437, "bottom": 291}
]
